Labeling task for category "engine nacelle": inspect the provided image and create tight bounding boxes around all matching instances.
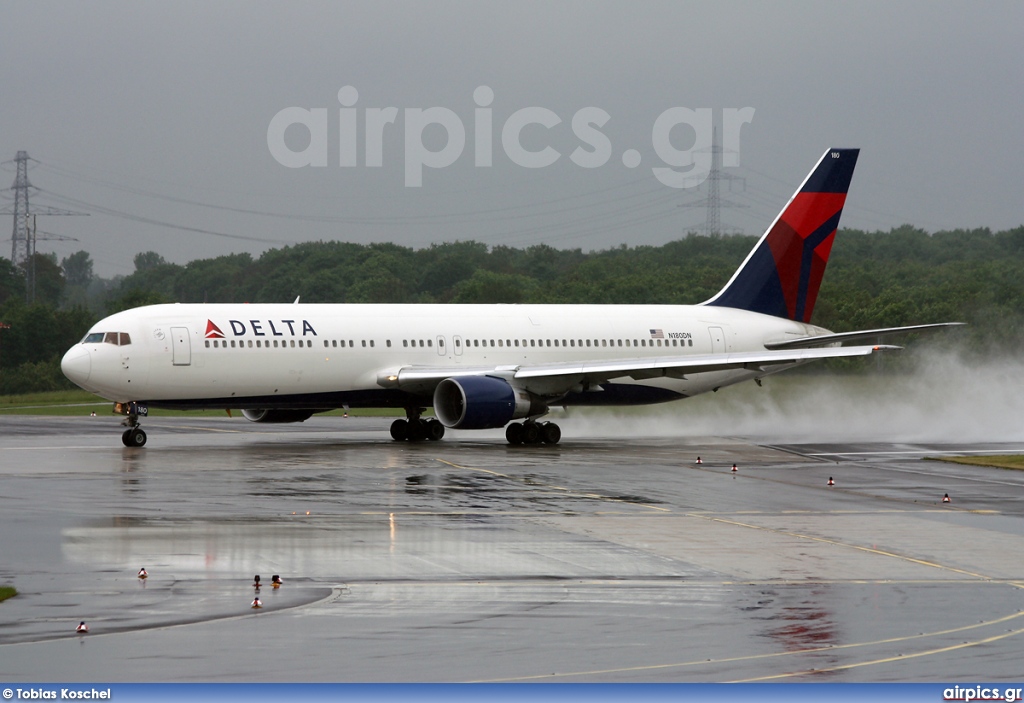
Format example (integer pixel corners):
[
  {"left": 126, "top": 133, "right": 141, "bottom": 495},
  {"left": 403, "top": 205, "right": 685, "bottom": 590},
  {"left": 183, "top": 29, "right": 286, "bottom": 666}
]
[
  {"left": 433, "top": 376, "right": 546, "bottom": 429},
  {"left": 241, "top": 408, "right": 315, "bottom": 423}
]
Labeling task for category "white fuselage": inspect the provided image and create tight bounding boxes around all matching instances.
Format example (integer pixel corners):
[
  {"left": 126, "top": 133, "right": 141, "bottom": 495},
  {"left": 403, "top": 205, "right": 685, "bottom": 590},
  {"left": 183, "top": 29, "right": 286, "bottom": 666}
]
[{"left": 62, "top": 302, "right": 824, "bottom": 409}]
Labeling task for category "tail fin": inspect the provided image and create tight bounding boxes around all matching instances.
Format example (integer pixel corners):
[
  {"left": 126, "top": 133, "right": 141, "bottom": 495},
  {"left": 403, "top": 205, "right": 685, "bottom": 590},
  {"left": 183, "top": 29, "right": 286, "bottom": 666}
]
[{"left": 703, "top": 148, "right": 859, "bottom": 322}]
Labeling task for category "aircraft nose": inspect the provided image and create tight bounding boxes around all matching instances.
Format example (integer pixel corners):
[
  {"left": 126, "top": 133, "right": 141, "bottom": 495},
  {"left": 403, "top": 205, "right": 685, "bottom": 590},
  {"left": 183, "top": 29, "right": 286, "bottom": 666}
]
[{"left": 61, "top": 346, "right": 92, "bottom": 385}]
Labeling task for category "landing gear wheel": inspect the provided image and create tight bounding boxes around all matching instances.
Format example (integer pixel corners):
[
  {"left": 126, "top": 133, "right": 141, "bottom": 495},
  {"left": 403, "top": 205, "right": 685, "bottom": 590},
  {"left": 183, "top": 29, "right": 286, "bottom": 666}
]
[
  {"left": 521, "top": 422, "right": 541, "bottom": 444},
  {"left": 426, "top": 419, "right": 445, "bottom": 441},
  {"left": 122, "top": 428, "right": 147, "bottom": 447},
  {"left": 541, "top": 422, "right": 561, "bottom": 444},
  {"left": 390, "top": 419, "right": 409, "bottom": 441},
  {"left": 406, "top": 419, "right": 427, "bottom": 442},
  {"left": 505, "top": 423, "right": 524, "bottom": 445}
]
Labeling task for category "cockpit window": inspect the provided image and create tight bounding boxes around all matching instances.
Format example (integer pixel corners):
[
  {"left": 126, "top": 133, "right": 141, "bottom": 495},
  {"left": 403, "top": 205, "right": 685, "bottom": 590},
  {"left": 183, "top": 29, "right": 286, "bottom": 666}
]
[{"left": 83, "top": 331, "right": 132, "bottom": 345}]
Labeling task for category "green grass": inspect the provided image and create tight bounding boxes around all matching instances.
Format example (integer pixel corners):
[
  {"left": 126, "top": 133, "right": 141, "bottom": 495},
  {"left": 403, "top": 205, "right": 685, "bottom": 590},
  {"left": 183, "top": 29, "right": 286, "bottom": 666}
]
[
  {"left": 928, "top": 455, "right": 1024, "bottom": 471},
  {"left": 0, "top": 389, "right": 99, "bottom": 406},
  {"left": 0, "top": 390, "right": 409, "bottom": 417},
  {"left": 0, "top": 586, "right": 17, "bottom": 603}
]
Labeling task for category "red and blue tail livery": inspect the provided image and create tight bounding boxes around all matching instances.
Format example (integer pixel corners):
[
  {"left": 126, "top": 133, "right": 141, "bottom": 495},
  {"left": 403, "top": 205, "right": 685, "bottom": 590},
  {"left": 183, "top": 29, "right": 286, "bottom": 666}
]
[{"left": 705, "top": 148, "right": 859, "bottom": 322}]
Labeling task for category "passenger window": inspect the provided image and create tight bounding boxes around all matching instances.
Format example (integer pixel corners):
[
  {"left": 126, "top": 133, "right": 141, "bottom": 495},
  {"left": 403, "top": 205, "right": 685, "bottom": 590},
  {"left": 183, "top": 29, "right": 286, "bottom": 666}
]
[
  {"left": 371, "top": 340, "right": 375, "bottom": 348},
  {"left": 248, "top": 340, "right": 253, "bottom": 348},
  {"left": 427, "top": 340, "right": 432, "bottom": 347},
  {"left": 386, "top": 340, "right": 391, "bottom": 347},
  {"left": 231, "top": 340, "right": 236, "bottom": 348},
  {"left": 403, "top": 340, "right": 408, "bottom": 347},
  {"left": 205, "top": 340, "right": 210, "bottom": 348},
  {"left": 362, "top": 340, "right": 367, "bottom": 347},
  {"left": 688, "top": 339, "right": 693, "bottom": 347}
]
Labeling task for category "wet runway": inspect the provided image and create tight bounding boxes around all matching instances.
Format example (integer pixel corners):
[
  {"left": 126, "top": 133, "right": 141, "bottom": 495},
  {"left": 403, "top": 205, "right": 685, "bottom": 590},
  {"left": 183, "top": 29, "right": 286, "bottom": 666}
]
[{"left": 1, "top": 414, "right": 1023, "bottom": 682}]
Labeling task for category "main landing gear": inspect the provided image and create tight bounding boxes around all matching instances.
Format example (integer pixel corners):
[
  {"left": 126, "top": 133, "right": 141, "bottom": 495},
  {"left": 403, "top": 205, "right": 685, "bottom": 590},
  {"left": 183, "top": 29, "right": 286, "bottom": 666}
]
[
  {"left": 119, "top": 401, "right": 148, "bottom": 447},
  {"left": 505, "top": 421, "right": 560, "bottom": 445},
  {"left": 390, "top": 408, "right": 445, "bottom": 442}
]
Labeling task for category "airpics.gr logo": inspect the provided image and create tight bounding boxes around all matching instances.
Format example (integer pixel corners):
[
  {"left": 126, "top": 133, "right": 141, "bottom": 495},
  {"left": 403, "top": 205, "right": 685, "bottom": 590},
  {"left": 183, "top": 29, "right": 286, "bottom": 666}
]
[
  {"left": 267, "top": 86, "right": 755, "bottom": 188},
  {"left": 206, "top": 319, "right": 318, "bottom": 338}
]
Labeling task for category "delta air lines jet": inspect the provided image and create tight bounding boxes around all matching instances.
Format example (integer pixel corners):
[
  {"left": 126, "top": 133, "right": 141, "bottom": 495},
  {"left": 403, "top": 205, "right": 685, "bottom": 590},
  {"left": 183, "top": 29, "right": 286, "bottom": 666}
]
[{"left": 61, "top": 148, "right": 958, "bottom": 447}]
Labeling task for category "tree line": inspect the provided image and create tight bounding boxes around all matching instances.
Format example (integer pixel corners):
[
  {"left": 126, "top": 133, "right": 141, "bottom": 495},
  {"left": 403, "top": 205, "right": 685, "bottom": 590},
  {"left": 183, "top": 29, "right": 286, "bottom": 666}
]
[{"left": 2, "top": 224, "right": 1022, "bottom": 394}]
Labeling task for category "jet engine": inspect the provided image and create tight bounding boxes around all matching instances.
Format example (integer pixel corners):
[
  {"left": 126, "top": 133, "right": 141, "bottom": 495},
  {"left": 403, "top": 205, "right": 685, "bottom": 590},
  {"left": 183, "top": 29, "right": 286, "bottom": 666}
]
[
  {"left": 241, "top": 408, "right": 315, "bottom": 423},
  {"left": 433, "top": 376, "right": 546, "bottom": 429}
]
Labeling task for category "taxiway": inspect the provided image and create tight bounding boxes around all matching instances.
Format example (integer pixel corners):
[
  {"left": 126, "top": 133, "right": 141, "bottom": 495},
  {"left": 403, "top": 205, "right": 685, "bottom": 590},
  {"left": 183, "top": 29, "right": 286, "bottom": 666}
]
[{"left": 1, "top": 415, "right": 1023, "bottom": 681}]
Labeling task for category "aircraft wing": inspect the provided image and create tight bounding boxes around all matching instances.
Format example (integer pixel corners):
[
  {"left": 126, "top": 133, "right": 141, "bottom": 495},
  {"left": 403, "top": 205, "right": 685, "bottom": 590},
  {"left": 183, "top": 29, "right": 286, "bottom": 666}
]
[
  {"left": 379, "top": 344, "right": 899, "bottom": 394},
  {"left": 764, "top": 322, "right": 965, "bottom": 350}
]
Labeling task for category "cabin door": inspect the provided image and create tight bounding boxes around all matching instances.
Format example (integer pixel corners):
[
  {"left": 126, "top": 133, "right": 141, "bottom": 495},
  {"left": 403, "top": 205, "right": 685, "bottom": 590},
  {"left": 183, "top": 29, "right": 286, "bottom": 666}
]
[
  {"left": 171, "top": 327, "right": 192, "bottom": 366},
  {"left": 708, "top": 326, "right": 726, "bottom": 354}
]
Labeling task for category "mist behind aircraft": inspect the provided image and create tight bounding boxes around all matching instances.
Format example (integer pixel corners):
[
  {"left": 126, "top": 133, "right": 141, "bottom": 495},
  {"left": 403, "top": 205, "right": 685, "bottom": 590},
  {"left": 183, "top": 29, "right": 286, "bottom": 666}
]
[{"left": 560, "top": 349, "right": 1024, "bottom": 444}]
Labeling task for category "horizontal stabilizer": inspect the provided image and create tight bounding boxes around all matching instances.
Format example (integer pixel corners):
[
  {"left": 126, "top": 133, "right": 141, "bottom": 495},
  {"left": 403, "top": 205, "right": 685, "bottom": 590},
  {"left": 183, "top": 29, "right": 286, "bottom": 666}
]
[{"left": 764, "top": 322, "right": 966, "bottom": 350}]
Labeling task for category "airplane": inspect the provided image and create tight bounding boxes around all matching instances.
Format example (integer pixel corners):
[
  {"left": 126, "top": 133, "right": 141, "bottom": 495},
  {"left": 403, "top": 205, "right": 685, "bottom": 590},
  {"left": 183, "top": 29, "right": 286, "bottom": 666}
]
[{"left": 61, "top": 147, "right": 960, "bottom": 447}]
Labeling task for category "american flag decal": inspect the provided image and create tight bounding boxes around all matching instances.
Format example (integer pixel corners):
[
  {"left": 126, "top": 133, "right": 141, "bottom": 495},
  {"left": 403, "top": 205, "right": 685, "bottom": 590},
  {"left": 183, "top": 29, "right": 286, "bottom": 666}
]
[{"left": 649, "top": 329, "right": 664, "bottom": 339}]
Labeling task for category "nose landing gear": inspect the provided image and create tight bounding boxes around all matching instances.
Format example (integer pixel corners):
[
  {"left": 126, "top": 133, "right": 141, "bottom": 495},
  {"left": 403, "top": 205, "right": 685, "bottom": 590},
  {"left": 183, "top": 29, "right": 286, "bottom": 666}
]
[
  {"left": 117, "top": 401, "right": 149, "bottom": 447},
  {"left": 122, "top": 427, "right": 147, "bottom": 447}
]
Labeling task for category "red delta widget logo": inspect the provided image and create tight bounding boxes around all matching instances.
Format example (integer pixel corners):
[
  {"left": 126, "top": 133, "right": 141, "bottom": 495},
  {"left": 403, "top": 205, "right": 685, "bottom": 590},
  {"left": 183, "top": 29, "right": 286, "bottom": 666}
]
[{"left": 205, "top": 319, "right": 318, "bottom": 339}]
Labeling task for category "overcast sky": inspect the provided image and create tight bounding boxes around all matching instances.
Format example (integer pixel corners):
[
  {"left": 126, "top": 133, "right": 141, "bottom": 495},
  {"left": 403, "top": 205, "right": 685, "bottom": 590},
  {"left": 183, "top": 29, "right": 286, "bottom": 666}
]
[{"left": 2, "top": 0, "right": 1021, "bottom": 278}]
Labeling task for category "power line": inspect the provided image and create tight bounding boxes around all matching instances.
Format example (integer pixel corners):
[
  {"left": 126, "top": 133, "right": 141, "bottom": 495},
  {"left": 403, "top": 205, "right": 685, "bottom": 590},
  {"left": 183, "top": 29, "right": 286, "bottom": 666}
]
[
  {"left": 0, "top": 151, "right": 87, "bottom": 303},
  {"left": 676, "top": 128, "right": 747, "bottom": 237}
]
